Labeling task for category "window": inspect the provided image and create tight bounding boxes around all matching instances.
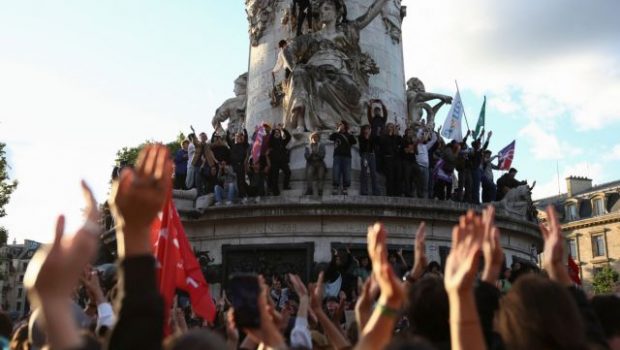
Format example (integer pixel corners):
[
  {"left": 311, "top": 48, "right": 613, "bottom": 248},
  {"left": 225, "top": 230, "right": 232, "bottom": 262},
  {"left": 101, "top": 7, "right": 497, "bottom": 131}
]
[
  {"left": 22, "top": 262, "right": 27, "bottom": 271},
  {"left": 568, "top": 239, "right": 578, "bottom": 259},
  {"left": 565, "top": 203, "right": 578, "bottom": 221},
  {"left": 17, "top": 288, "right": 22, "bottom": 298},
  {"left": 16, "top": 302, "right": 21, "bottom": 312},
  {"left": 593, "top": 198, "right": 606, "bottom": 216},
  {"left": 592, "top": 235, "right": 606, "bottom": 257},
  {"left": 18, "top": 275, "right": 23, "bottom": 282}
]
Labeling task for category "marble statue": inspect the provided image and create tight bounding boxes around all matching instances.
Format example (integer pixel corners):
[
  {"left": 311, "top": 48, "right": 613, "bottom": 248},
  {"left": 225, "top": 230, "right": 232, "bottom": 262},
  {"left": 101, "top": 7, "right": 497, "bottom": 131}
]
[
  {"left": 246, "top": 0, "right": 278, "bottom": 46},
  {"left": 406, "top": 77, "right": 453, "bottom": 129},
  {"left": 212, "top": 73, "right": 249, "bottom": 133},
  {"left": 282, "top": 0, "right": 388, "bottom": 132},
  {"left": 381, "top": 0, "right": 406, "bottom": 43},
  {"left": 496, "top": 184, "right": 538, "bottom": 222}
]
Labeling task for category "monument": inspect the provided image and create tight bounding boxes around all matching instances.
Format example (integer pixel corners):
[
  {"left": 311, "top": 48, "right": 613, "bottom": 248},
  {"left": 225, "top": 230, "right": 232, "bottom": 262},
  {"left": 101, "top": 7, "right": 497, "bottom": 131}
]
[{"left": 175, "top": 0, "right": 542, "bottom": 289}]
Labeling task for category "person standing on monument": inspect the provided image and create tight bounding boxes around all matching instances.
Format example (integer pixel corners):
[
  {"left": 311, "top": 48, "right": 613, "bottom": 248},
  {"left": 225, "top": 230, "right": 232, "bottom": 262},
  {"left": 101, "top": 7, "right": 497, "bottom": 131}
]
[
  {"left": 481, "top": 150, "right": 500, "bottom": 203},
  {"left": 329, "top": 121, "right": 356, "bottom": 195},
  {"left": 292, "top": 0, "right": 312, "bottom": 36},
  {"left": 174, "top": 140, "right": 190, "bottom": 190},
  {"left": 267, "top": 125, "right": 292, "bottom": 196},
  {"left": 304, "top": 132, "right": 326, "bottom": 196},
  {"left": 469, "top": 131, "right": 492, "bottom": 204},
  {"left": 214, "top": 160, "right": 238, "bottom": 206},
  {"left": 378, "top": 123, "right": 402, "bottom": 196},
  {"left": 414, "top": 128, "right": 437, "bottom": 198},
  {"left": 358, "top": 125, "right": 380, "bottom": 196},
  {"left": 227, "top": 129, "right": 250, "bottom": 202}
]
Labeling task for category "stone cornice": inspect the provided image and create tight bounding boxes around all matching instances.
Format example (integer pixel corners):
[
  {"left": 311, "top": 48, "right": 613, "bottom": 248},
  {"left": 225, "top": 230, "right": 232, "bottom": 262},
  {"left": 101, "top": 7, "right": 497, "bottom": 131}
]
[
  {"left": 179, "top": 196, "right": 541, "bottom": 240},
  {"left": 562, "top": 212, "right": 620, "bottom": 230}
]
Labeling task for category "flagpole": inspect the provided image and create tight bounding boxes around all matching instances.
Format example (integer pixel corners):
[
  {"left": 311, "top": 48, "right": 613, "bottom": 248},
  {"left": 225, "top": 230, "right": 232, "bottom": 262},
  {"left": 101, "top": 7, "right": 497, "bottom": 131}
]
[{"left": 454, "top": 80, "right": 471, "bottom": 132}]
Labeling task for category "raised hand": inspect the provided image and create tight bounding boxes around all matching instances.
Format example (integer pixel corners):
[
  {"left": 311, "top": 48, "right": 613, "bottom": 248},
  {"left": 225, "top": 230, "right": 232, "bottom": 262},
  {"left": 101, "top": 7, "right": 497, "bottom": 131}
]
[
  {"left": 309, "top": 271, "right": 325, "bottom": 313},
  {"left": 409, "top": 222, "right": 427, "bottom": 281},
  {"left": 540, "top": 205, "right": 572, "bottom": 286},
  {"left": 481, "top": 206, "right": 503, "bottom": 285},
  {"left": 444, "top": 210, "right": 484, "bottom": 295},
  {"left": 24, "top": 181, "right": 101, "bottom": 350},
  {"left": 367, "top": 223, "right": 405, "bottom": 309},
  {"left": 81, "top": 267, "right": 105, "bottom": 305},
  {"left": 109, "top": 144, "right": 172, "bottom": 256},
  {"left": 355, "top": 277, "right": 379, "bottom": 333}
]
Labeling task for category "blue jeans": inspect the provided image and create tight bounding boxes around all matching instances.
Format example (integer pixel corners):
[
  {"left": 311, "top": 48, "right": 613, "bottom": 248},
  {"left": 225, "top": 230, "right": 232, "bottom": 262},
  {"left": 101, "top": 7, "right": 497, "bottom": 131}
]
[
  {"left": 360, "top": 153, "right": 379, "bottom": 195},
  {"left": 215, "top": 183, "right": 237, "bottom": 203},
  {"left": 481, "top": 176, "right": 497, "bottom": 203},
  {"left": 416, "top": 165, "right": 430, "bottom": 198},
  {"left": 332, "top": 155, "right": 352, "bottom": 189}
]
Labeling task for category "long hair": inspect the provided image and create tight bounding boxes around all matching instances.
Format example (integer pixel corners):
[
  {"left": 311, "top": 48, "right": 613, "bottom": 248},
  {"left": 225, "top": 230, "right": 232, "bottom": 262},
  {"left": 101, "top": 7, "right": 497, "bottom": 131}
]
[{"left": 497, "top": 274, "right": 587, "bottom": 350}]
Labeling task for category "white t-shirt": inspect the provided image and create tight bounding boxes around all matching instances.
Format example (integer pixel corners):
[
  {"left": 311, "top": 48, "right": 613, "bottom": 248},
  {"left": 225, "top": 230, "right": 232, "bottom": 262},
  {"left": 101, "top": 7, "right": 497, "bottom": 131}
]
[{"left": 187, "top": 143, "right": 196, "bottom": 169}]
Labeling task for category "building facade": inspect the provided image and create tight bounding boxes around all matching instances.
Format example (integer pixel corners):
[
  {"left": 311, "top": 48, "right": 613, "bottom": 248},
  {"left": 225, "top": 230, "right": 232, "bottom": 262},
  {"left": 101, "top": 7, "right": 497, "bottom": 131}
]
[
  {"left": 535, "top": 176, "right": 620, "bottom": 290},
  {"left": 0, "top": 239, "right": 41, "bottom": 320}
]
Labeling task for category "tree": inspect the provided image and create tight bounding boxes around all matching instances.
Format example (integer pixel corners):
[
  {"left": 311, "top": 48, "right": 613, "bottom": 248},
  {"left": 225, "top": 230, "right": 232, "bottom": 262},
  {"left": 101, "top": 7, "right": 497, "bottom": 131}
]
[
  {"left": 114, "top": 132, "right": 186, "bottom": 167},
  {"left": 0, "top": 142, "right": 18, "bottom": 247},
  {"left": 592, "top": 265, "right": 619, "bottom": 295}
]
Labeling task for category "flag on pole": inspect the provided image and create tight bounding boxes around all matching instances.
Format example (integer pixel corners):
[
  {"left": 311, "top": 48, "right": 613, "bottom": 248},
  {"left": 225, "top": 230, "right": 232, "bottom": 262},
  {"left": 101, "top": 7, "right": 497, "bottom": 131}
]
[
  {"left": 151, "top": 193, "right": 216, "bottom": 333},
  {"left": 497, "top": 140, "right": 516, "bottom": 170},
  {"left": 568, "top": 255, "right": 582, "bottom": 285},
  {"left": 441, "top": 91, "right": 464, "bottom": 141},
  {"left": 251, "top": 125, "right": 267, "bottom": 166},
  {"left": 473, "top": 96, "right": 486, "bottom": 139}
]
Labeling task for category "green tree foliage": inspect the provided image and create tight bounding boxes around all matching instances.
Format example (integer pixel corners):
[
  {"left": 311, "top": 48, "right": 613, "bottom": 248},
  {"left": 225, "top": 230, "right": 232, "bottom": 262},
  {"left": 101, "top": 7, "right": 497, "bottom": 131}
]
[
  {"left": 0, "top": 142, "right": 18, "bottom": 247},
  {"left": 114, "top": 132, "right": 186, "bottom": 167},
  {"left": 592, "top": 265, "right": 620, "bottom": 295}
]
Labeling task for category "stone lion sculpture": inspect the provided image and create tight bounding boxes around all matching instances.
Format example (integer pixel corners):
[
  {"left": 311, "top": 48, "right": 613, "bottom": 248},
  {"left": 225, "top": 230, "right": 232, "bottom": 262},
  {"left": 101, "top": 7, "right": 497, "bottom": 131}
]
[
  {"left": 212, "top": 73, "right": 248, "bottom": 134},
  {"left": 496, "top": 184, "right": 538, "bottom": 222}
]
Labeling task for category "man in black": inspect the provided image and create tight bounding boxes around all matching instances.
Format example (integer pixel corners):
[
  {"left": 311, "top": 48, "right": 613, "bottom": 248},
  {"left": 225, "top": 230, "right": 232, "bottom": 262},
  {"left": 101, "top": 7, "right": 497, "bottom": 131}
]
[
  {"left": 267, "top": 125, "right": 292, "bottom": 196},
  {"left": 227, "top": 129, "right": 250, "bottom": 201},
  {"left": 378, "top": 123, "right": 402, "bottom": 196},
  {"left": 329, "top": 121, "right": 357, "bottom": 195},
  {"left": 293, "top": 0, "right": 312, "bottom": 36},
  {"left": 496, "top": 168, "right": 527, "bottom": 201}
]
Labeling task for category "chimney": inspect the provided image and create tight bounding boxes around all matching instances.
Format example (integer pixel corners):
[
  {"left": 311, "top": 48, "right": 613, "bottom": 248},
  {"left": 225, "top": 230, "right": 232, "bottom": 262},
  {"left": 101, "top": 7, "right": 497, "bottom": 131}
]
[{"left": 566, "top": 176, "right": 593, "bottom": 197}]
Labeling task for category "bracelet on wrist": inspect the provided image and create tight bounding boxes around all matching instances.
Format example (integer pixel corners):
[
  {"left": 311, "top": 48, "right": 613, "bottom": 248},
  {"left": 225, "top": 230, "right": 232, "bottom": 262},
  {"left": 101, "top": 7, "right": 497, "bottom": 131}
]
[{"left": 377, "top": 303, "right": 400, "bottom": 319}]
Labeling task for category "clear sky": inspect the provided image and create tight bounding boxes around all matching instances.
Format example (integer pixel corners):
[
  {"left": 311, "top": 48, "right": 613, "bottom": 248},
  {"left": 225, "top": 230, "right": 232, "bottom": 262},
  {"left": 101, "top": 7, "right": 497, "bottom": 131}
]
[{"left": 1, "top": 0, "right": 619, "bottom": 244}]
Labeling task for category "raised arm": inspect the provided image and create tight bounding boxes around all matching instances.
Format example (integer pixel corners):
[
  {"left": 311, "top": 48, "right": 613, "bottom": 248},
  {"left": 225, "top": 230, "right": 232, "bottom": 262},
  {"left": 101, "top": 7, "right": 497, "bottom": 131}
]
[{"left": 353, "top": 0, "right": 390, "bottom": 30}]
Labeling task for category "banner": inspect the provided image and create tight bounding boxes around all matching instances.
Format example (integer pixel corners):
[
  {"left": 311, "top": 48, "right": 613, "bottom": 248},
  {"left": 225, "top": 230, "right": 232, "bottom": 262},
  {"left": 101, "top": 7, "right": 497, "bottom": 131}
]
[
  {"left": 473, "top": 96, "right": 486, "bottom": 139},
  {"left": 498, "top": 140, "right": 516, "bottom": 170},
  {"left": 441, "top": 91, "right": 464, "bottom": 141}
]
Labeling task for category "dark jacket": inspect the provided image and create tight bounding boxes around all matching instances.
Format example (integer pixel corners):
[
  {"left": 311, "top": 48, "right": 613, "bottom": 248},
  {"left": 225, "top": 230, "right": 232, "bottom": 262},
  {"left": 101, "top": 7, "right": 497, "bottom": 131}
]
[{"left": 329, "top": 132, "right": 357, "bottom": 158}]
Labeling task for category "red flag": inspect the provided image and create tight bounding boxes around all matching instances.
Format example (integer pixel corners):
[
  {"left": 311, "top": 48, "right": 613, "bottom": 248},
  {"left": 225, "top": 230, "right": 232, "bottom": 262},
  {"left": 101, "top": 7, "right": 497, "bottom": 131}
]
[
  {"left": 568, "top": 255, "right": 581, "bottom": 285},
  {"left": 498, "top": 140, "right": 516, "bottom": 170},
  {"left": 152, "top": 193, "right": 216, "bottom": 333}
]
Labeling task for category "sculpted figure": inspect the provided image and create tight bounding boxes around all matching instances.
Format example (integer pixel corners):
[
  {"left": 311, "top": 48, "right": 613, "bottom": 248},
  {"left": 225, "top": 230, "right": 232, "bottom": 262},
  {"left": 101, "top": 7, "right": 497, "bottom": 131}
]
[
  {"left": 246, "top": 0, "right": 277, "bottom": 46},
  {"left": 282, "top": 0, "right": 388, "bottom": 133},
  {"left": 381, "top": 0, "right": 406, "bottom": 43},
  {"left": 406, "top": 77, "right": 453, "bottom": 128},
  {"left": 212, "top": 73, "right": 248, "bottom": 134},
  {"left": 496, "top": 184, "right": 538, "bottom": 222}
]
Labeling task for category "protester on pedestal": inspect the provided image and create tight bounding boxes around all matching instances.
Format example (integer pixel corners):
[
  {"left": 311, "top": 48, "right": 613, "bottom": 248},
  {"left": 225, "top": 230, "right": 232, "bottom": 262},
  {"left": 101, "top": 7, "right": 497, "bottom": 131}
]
[
  {"left": 329, "top": 121, "right": 356, "bottom": 195},
  {"left": 358, "top": 125, "right": 380, "bottom": 196},
  {"left": 267, "top": 125, "right": 292, "bottom": 196},
  {"left": 378, "top": 123, "right": 402, "bottom": 196},
  {"left": 435, "top": 140, "right": 461, "bottom": 200},
  {"left": 414, "top": 128, "right": 437, "bottom": 198},
  {"left": 173, "top": 140, "right": 189, "bottom": 190},
  {"left": 188, "top": 132, "right": 211, "bottom": 195},
  {"left": 185, "top": 133, "right": 197, "bottom": 190},
  {"left": 469, "top": 131, "right": 492, "bottom": 204},
  {"left": 227, "top": 129, "right": 250, "bottom": 202},
  {"left": 214, "top": 160, "right": 237, "bottom": 206},
  {"left": 247, "top": 155, "right": 269, "bottom": 199},
  {"left": 482, "top": 150, "right": 500, "bottom": 203},
  {"left": 401, "top": 136, "right": 418, "bottom": 197},
  {"left": 496, "top": 168, "right": 527, "bottom": 201},
  {"left": 455, "top": 131, "right": 472, "bottom": 202},
  {"left": 304, "top": 132, "right": 326, "bottom": 196}
]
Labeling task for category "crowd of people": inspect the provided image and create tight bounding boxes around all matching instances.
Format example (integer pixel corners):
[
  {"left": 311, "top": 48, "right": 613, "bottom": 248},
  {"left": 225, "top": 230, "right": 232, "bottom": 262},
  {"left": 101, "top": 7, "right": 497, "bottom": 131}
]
[
  {"left": 2, "top": 144, "right": 620, "bottom": 350},
  {"left": 172, "top": 117, "right": 531, "bottom": 205}
]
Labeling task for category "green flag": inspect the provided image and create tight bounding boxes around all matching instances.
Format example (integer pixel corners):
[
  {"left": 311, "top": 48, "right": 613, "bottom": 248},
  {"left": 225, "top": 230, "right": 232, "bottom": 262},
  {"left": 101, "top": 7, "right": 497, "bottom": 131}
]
[{"left": 473, "top": 96, "right": 486, "bottom": 139}]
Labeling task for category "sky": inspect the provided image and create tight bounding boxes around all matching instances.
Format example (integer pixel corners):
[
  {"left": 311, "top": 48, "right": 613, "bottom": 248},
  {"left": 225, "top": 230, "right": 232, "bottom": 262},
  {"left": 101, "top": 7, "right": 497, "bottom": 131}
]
[{"left": 1, "top": 0, "right": 619, "bottom": 244}]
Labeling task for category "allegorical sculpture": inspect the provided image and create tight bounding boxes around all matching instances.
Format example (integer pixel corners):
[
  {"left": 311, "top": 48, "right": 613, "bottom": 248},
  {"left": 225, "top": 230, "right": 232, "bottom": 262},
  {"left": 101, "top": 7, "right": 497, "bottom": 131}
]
[
  {"left": 496, "top": 184, "right": 539, "bottom": 222},
  {"left": 282, "top": 0, "right": 389, "bottom": 132},
  {"left": 406, "top": 77, "right": 453, "bottom": 128},
  {"left": 381, "top": 0, "right": 406, "bottom": 43},
  {"left": 246, "top": 0, "right": 278, "bottom": 46},
  {"left": 212, "top": 73, "right": 249, "bottom": 134}
]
